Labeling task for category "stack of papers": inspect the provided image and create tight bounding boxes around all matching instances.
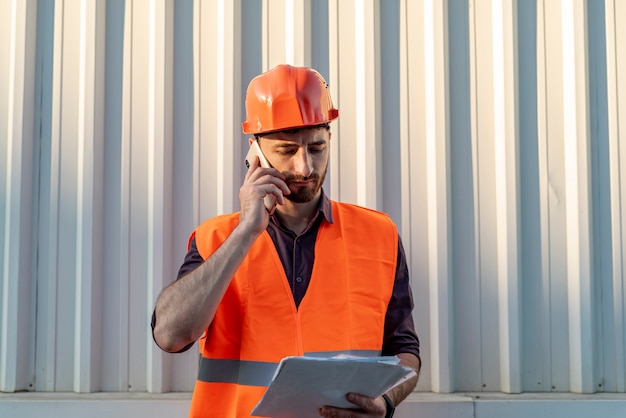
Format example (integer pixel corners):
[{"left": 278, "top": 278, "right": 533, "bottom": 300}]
[{"left": 251, "top": 355, "right": 416, "bottom": 418}]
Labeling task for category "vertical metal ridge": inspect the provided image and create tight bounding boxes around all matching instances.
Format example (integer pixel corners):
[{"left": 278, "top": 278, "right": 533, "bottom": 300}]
[
  {"left": 143, "top": 0, "right": 181, "bottom": 394},
  {"left": 467, "top": 0, "right": 485, "bottom": 392},
  {"left": 73, "top": 0, "right": 103, "bottom": 394},
  {"left": 328, "top": 0, "right": 340, "bottom": 200},
  {"left": 535, "top": 0, "right": 554, "bottom": 393},
  {"left": 492, "top": 0, "right": 522, "bottom": 394},
  {"left": 0, "top": 0, "right": 36, "bottom": 393},
  {"left": 561, "top": 0, "right": 595, "bottom": 394},
  {"left": 116, "top": 0, "right": 133, "bottom": 392},
  {"left": 425, "top": 0, "right": 452, "bottom": 394},
  {"left": 606, "top": 0, "right": 626, "bottom": 393}
]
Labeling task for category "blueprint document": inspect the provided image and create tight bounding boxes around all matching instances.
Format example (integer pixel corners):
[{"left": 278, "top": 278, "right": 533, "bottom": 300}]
[{"left": 250, "top": 355, "right": 416, "bottom": 418}]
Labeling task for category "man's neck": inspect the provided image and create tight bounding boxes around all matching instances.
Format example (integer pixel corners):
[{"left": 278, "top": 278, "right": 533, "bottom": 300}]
[{"left": 274, "top": 193, "right": 321, "bottom": 235}]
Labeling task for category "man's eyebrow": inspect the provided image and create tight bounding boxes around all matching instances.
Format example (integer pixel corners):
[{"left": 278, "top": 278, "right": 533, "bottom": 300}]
[
  {"left": 273, "top": 139, "right": 327, "bottom": 147},
  {"left": 272, "top": 142, "right": 298, "bottom": 148}
]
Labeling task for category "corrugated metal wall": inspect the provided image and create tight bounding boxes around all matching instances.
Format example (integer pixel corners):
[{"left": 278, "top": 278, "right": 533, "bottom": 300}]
[{"left": 1, "top": 0, "right": 626, "bottom": 396}]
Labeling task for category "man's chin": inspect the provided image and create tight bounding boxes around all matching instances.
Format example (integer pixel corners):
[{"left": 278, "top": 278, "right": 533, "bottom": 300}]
[{"left": 285, "top": 186, "right": 320, "bottom": 203}]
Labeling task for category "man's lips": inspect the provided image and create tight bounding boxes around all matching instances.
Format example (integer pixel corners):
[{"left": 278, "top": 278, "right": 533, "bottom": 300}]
[
  {"left": 290, "top": 180, "right": 314, "bottom": 186},
  {"left": 287, "top": 177, "right": 317, "bottom": 186}
]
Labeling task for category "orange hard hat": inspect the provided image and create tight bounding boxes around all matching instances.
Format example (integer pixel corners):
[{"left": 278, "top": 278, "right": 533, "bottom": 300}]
[{"left": 242, "top": 64, "right": 339, "bottom": 134}]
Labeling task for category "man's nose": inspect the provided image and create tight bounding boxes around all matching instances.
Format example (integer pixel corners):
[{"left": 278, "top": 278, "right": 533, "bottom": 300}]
[{"left": 293, "top": 148, "right": 312, "bottom": 177}]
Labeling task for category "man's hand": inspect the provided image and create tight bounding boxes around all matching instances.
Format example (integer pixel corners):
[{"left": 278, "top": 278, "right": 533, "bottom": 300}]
[
  {"left": 239, "top": 155, "right": 289, "bottom": 233},
  {"left": 317, "top": 352, "right": 419, "bottom": 417},
  {"left": 318, "top": 393, "right": 387, "bottom": 417}
]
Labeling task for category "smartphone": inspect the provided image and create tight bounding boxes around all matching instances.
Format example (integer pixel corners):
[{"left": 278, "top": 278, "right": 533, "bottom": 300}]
[{"left": 245, "top": 140, "right": 278, "bottom": 212}]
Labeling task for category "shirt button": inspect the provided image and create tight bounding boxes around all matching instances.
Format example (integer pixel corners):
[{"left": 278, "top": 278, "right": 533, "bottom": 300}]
[{"left": 295, "top": 276, "right": 303, "bottom": 283}]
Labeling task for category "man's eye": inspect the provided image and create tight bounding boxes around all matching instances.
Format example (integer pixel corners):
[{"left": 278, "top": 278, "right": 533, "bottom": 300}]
[
  {"left": 279, "top": 149, "right": 297, "bottom": 155},
  {"left": 309, "top": 147, "right": 325, "bottom": 153}
]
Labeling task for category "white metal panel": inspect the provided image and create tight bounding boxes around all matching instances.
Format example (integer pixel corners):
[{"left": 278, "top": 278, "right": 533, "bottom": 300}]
[
  {"left": 195, "top": 0, "right": 243, "bottom": 223},
  {"left": 400, "top": 0, "right": 439, "bottom": 395},
  {"left": 32, "top": 0, "right": 107, "bottom": 393},
  {"left": 353, "top": 0, "right": 381, "bottom": 209},
  {"left": 215, "top": 0, "right": 241, "bottom": 216},
  {"left": 169, "top": 0, "right": 201, "bottom": 392},
  {"left": 265, "top": 0, "right": 312, "bottom": 67},
  {"left": 0, "top": 0, "right": 36, "bottom": 393},
  {"left": 471, "top": 0, "right": 502, "bottom": 392},
  {"left": 470, "top": 0, "right": 523, "bottom": 394},
  {"left": 329, "top": 0, "right": 381, "bottom": 208},
  {"left": 423, "top": 0, "right": 453, "bottom": 394},
  {"left": 520, "top": 2, "right": 552, "bottom": 391},
  {"left": 100, "top": 0, "right": 131, "bottom": 392},
  {"left": 144, "top": 0, "right": 175, "bottom": 394},
  {"left": 195, "top": 0, "right": 220, "bottom": 223},
  {"left": 72, "top": 0, "right": 106, "bottom": 393},
  {"left": 2, "top": 0, "right": 626, "bottom": 408},
  {"left": 328, "top": 0, "right": 340, "bottom": 198},
  {"left": 399, "top": 0, "right": 433, "bottom": 394},
  {"left": 540, "top": 0, "right": 574, "bottom": 392},
  {"left": 265, "top": 0, "right": 287, "bottom": 68},
  {"left": 127, "top": 0, "right": 151, "bottom": 392},
  {"left": 560, "top": 0, "right": 596, "bottom": 394},
  {"left": 289, "top": 0, "right": 312, "bottom": 66},
  {"left": 33, "top": 0, "right": 62, "bottom": 392},
  {"left": 606, "top": 0, "right": 626, "bottom": 393},
  {"left": 448, "top": 0, "right": 482, "bottom": 394},
  {"left": 56, "top": 0, "right": 83, "bottom": 391},
  {"left": 517, "top": 0, "right": 550, "bottom": 393},
  {"left": 37, "top": 0, "right": 88, "bottom": 392},
  {"left": 492, "top": 0, "right": 522, "bottom": 394},
  {"left": 124, "top": 0, "right": 177, "bottom": 393}
]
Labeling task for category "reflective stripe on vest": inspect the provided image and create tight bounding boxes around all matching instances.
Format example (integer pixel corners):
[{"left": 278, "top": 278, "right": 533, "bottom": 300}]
[{"left": 197, "top": 350, "right": 382, "bottom": 386}]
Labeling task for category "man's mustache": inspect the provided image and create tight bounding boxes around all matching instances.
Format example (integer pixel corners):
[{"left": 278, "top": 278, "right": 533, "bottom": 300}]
[{"left": 284, "top": 173, "right": 320, "bottom": 182}]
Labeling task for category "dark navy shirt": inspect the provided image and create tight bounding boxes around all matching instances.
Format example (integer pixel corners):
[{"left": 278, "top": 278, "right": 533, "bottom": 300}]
[{"left": 168, "top": 192, "right": 420, "bottom": 360}]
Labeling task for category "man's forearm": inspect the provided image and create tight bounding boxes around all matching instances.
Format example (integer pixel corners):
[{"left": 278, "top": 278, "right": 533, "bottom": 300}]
[
  {"left": 385, "top": 352, "right": 421, "bottom": 407},
  {"left": 153, "top": 223, "right": 259, "bottom": 352}
]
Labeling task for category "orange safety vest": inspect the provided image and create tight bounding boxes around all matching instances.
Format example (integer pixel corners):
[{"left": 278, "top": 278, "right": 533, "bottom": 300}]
[{"left": 188, "top": 201, "right": 398, "bottom": 418}]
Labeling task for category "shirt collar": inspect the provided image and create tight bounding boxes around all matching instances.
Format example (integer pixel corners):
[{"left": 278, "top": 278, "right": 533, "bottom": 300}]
[{"left": 318, "top": 189, "right": 334, "bottom": 224}]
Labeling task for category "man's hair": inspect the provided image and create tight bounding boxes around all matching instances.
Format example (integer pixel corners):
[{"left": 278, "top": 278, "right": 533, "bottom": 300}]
[{"left": 254, "top": 123, "right": 330, "bottom": 140}]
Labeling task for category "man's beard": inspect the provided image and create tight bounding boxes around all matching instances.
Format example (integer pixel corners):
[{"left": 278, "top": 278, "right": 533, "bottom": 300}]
[{"left": 284, "top": 168, "right": 327, "bottom": 203}]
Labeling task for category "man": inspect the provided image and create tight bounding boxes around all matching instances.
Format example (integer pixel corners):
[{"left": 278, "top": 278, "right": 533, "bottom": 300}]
[{"left": 152, "top": 64, "right": 420, "bottom": 417}]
